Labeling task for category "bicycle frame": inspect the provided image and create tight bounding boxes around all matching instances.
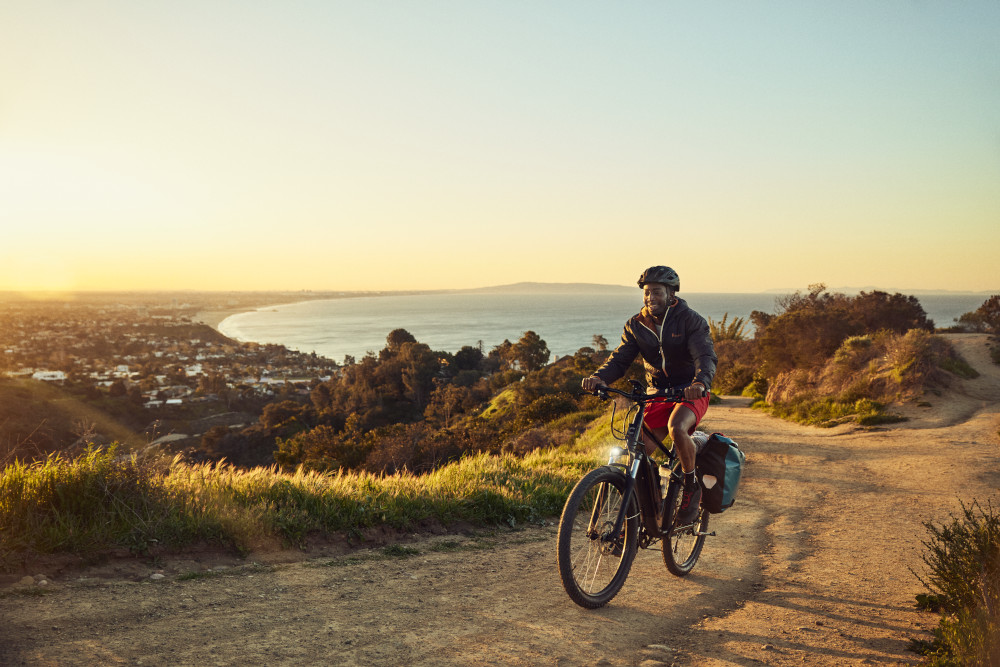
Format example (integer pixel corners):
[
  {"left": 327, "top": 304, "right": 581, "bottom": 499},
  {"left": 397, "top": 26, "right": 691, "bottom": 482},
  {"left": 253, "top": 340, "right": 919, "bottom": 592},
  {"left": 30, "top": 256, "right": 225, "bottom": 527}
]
[{"left": 596, "top": 380, "right": 687, "bottom": 544}]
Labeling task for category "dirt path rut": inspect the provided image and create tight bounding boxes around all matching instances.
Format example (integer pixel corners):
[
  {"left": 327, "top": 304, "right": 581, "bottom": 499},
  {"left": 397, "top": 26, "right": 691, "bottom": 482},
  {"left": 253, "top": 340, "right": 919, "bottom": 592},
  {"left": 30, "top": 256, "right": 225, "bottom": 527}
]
[{"left": 3, "top": 335, "right": 998, "bottom": 666}]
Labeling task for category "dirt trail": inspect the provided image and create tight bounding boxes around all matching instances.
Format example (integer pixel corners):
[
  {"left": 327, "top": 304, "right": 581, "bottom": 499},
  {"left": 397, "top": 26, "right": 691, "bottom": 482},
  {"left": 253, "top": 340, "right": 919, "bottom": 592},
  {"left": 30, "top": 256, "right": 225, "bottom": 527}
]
[{"left": 3, "top": 335, "right": 999, "bottom": 666}]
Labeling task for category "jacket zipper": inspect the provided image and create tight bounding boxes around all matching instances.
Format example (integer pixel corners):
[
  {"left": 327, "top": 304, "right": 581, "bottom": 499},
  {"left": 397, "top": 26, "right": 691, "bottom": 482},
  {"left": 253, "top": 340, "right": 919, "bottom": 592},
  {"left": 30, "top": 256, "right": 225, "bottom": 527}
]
[
  {"left": 658, "top": 303, "right": 673, "bottom": 379},
  {"left": 637, "top": 301, "right": 675, "bottom": 387}
]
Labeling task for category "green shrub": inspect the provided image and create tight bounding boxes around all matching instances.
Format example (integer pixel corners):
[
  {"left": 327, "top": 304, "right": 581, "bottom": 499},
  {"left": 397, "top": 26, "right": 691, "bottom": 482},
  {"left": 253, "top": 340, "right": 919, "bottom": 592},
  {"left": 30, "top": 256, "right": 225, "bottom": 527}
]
[
  {"left": 914, "top": 499, "right": 1000, "bottom": 666},
  {"left": 855, "top": 410, "right": 907, "bottom": 426},
  {"left": 956, "top": 295, "right": 1000, "bottom": 333},
  {"left": 708, "top": 313, "right": 748, "bottom": 342},
  {"left": 711, "top": 337, "right": 757, "bottom": 395},
  {"left": 711, "top": 363, "right": 755, "bottom": 395},
  {"left": 938, "top": 356, "right": 980, "bottom": 380},
  {"left": 741, "top": 372, "right": 768, "bottom": 401},
  {"left": 832, "top": 334, "right": 874, "bottom": 365},
  {"left": 519, "top": 393, "right": 578, "bottom": 425},
  {"left": 760, "top": 396, "right": 903, "bottom": 427}
]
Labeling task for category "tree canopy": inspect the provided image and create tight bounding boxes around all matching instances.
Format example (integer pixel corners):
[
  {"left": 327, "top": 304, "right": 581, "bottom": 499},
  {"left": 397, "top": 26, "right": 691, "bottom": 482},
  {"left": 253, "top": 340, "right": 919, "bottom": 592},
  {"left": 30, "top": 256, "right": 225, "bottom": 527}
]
[{"left": 957, "top": 295, "right": 1000, "bottom": 333}]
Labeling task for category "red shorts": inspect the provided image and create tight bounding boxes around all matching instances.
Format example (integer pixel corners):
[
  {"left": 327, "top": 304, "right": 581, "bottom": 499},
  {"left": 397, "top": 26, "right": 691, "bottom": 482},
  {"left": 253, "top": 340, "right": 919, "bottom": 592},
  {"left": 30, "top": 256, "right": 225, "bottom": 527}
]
[{"left": 644, "top": 394, "right": 710, "bottom": 433}]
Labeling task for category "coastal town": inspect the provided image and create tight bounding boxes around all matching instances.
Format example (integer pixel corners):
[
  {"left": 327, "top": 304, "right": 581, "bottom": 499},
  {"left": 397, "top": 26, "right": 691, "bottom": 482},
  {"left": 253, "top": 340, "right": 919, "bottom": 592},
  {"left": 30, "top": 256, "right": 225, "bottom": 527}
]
[
  {"left": 0, "top": 292, "right": 345, "bottom": 402},
  {"left": 0, "top": 292, "right": 353, "bottom": 457}
]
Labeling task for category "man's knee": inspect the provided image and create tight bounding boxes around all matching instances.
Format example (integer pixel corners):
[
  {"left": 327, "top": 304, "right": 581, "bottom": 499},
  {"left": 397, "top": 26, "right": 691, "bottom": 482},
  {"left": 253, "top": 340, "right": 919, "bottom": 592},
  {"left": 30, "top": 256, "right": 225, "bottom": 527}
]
[
  {"left": 669, "top": 424, "right": 691, "bottom": 445},
  {"left": 668, "top": 408, "right": 696, "bottom": 440}
]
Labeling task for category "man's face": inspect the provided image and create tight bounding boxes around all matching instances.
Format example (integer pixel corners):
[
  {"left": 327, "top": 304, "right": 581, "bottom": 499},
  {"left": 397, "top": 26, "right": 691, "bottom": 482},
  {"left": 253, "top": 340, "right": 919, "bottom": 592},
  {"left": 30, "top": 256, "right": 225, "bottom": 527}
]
[{"left": 643, "top": 283, "right": 671, "bottom": 316}]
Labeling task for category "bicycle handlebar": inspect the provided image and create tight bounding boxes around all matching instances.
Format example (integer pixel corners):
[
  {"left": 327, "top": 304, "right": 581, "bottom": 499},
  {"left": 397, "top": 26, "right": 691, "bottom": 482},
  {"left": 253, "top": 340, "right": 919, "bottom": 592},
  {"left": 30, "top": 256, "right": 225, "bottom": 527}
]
[{"left": 590, "top": 382, "right": 700, "bottom": 403}]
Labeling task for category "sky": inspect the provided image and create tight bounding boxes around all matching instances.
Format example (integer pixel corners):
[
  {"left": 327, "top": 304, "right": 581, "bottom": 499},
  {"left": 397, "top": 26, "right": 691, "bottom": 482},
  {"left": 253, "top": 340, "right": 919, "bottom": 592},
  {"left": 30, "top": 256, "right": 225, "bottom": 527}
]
[{"left": 2, "top": 1, "right": 998, "bottom": 294}]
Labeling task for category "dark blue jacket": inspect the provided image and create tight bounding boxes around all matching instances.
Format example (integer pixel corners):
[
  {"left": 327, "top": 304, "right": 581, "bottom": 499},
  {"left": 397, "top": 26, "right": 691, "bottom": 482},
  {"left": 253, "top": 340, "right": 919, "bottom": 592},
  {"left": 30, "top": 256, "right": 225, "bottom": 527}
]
[{"left": 594, "top": 297, "right": 717, "bottom": 392}]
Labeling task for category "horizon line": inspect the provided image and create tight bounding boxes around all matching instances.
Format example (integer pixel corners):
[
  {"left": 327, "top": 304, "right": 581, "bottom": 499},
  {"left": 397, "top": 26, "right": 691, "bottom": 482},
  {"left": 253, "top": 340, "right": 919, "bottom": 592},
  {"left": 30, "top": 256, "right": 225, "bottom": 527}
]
[{"left": 0, "top": 282, "right": 996, "bottom": 297}]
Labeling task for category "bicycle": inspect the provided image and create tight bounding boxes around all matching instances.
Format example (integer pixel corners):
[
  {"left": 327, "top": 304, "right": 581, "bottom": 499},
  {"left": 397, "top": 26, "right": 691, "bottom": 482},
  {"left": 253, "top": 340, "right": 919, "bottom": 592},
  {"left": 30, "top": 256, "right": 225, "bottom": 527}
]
[{"left": 556, "top": 380, "right": 714, "bottom": 608}]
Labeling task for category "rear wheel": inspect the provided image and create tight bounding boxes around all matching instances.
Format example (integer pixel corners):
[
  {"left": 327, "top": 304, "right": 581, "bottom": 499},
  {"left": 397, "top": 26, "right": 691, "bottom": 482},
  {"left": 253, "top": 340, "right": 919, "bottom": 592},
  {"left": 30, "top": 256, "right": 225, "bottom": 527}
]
[
  {"left": 557, "top": 466, "right": 638, "bottom": 608},
  {"left": 661, "top": 474, "right": 709, "bottom": 576}
]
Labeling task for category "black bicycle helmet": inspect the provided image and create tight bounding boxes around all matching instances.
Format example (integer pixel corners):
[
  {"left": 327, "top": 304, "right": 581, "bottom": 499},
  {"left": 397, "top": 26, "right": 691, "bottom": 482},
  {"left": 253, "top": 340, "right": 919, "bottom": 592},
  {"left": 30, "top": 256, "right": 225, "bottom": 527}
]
[{"left": 637, "top": 266, "right": 680, "bottom": 291}]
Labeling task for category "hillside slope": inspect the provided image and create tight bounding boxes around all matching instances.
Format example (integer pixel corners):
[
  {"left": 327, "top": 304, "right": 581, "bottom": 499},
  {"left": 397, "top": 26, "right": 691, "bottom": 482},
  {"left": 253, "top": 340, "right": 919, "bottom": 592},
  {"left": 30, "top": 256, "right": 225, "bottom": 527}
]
[
  {"left": 3, "top": 336, "right": 999, "bottom": 666},
  {"left": 0, "top": 379, "right": 145, "bottom": 459},
  {"left": 893, "top": 333, "right": 1000, "bottom": 429}
]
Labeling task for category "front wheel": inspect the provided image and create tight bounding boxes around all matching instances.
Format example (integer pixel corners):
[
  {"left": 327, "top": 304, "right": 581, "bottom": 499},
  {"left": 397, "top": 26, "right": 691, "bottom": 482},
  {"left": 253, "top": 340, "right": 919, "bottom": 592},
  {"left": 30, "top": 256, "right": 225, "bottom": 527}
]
[
  {"left": 557, "top": 466, "right": 638, "bottom": 608},
  {"left": 661, "top": 475, "right": 709, "bottom": 576}
]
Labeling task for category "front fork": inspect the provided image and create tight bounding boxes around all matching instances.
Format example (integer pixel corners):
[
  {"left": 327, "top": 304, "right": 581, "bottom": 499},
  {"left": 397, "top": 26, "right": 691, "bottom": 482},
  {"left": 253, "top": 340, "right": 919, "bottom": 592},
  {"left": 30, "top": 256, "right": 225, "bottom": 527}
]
[
  {"left": 605, "top": 417, "right": 644, "bottom": 539},
  {"left": 590, "top": 458, "right": 641, "bottom": 544},
  {"left": 593, "top": 410, "right": 667, "bottom": 542}
]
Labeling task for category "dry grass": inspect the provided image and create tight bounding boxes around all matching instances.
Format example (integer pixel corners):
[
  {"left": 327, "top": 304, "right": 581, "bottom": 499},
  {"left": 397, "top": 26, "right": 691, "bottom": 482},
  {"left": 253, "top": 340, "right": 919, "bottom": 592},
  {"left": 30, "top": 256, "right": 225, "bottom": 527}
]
[{"left": 1, "top": 435, "right": 605, "bottom": 567}]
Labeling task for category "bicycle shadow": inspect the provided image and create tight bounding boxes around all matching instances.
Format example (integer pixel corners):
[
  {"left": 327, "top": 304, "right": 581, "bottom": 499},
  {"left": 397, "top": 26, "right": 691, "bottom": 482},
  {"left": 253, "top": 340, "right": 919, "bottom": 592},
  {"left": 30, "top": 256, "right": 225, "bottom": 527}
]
[{"left": 661, "top": 573, "right": 925, "bottom": 664}]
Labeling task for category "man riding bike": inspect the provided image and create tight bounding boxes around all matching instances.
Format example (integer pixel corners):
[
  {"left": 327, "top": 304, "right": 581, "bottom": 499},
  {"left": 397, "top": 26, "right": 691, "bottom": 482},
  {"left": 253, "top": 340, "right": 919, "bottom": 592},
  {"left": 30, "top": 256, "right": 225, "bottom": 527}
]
[{"left": 581, "top": 266, "right": 717, "bottom": 526}]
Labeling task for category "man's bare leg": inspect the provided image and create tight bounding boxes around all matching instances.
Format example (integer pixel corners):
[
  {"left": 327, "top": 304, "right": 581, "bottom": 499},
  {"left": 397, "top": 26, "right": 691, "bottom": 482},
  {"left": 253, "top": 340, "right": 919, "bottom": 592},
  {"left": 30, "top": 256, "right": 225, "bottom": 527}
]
[
  {"left": 668, "top": 405, "right": 698, "bottom": 473},
  {"left": 641, "top": 405, "right": 697, "bottom": 471},
  {"left": 641, "top": 426, "right": 669, "bottom": 457},
  {"left": 668, "top": 405, "right": 702, "bottom": 524}
]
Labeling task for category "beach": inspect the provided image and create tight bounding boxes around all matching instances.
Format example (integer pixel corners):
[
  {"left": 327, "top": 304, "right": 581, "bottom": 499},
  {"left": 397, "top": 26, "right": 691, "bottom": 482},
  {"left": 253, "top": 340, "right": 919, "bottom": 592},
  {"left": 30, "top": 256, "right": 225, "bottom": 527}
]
[{"left": 193, "top": 308, "right": 252, "bottom": 332}]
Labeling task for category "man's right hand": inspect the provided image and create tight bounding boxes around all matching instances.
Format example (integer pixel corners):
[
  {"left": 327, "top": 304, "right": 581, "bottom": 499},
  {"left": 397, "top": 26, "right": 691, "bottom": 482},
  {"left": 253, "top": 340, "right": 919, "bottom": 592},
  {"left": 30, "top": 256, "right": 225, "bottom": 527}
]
[{"left": 581, "top": 376, "right": 607, "bottom": 393}]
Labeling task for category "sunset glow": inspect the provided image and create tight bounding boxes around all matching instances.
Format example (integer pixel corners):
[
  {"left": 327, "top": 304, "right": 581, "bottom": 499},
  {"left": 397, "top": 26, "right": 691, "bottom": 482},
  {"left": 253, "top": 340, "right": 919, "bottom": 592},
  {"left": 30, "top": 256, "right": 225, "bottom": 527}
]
[{"left": 2, "top": 2, "right": 998, "bottom": 294}]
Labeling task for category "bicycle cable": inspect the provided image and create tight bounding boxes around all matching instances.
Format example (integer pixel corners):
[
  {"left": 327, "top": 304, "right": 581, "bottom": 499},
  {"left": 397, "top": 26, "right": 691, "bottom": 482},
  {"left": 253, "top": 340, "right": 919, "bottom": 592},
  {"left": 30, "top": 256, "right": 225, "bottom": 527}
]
[{"left": 608, "top": 398, "right": 639, "bottom": 443}]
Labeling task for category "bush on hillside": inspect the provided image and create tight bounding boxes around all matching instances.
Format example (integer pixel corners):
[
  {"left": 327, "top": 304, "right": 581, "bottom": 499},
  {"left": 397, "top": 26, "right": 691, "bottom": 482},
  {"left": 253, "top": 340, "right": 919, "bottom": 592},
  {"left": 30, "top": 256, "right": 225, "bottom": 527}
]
[
  {"left": 361, "top": 423, "right": 464, "bottom": 475},
  {"left": 711, "top": 338, "right": 757, "bottom": 394},
  {"left": 752, "top": 285, "right": 933, "bottom": 378},
  {"left": 762, "top": 329, "right": 973, "bottom": 425},
  {"left": 519, "top": 393, "right": 579, "bottom": 425},
  {"left": 914, "top": 499, "right": 1000, "bottom": 666},
  {"left": 731, "top": 285, "right": 966, "bottom": 424},
  {"left": 272, "top": 339, "right": 606, "bottom": 475},
  {"left": 956, "top": 295, "right": 1000, "bottom": 334},
  {"left": 708, "top": 313, "right": 749, "bottom": 342}
]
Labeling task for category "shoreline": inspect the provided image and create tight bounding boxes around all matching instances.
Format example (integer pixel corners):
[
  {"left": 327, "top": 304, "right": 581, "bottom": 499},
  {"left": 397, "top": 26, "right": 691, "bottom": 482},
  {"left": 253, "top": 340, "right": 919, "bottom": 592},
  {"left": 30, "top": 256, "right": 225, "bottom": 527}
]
[
  {"left": 189, "top": 292, "right": 989, "bottom": 363},
  {"left": 192, "top": 308, "right": 255, "bottom": 333},
  {"left": 189, "top": 291, "right": 435, "bottom": 338},
  {"left": 191, "top": 296, "right": 351, "bottom": 335}
]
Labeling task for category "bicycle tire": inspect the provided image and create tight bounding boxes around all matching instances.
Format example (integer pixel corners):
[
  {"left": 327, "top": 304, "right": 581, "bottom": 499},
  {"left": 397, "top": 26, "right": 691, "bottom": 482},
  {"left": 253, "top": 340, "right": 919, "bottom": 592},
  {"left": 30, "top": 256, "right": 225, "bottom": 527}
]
[
  {"left": 556, "top": 466, "right": 638, "bottom": 608},
  {"left": 661, "top": 473, "right": 709, "bottom": 576}
]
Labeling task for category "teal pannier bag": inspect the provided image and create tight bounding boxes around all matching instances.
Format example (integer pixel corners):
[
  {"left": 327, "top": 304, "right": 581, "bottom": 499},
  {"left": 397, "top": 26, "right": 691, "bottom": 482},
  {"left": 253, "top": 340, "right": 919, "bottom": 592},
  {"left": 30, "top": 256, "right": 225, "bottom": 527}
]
[{"left": 695, "top": 433, "right": 745, "bottom": 514}]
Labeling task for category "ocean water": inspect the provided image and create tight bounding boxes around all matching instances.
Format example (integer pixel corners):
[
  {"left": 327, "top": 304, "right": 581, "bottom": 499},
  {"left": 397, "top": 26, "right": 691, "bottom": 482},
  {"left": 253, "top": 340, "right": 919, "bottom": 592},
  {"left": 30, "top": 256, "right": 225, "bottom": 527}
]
[{"left": 218, "top": 292, "right": 990, "bottom": 364}]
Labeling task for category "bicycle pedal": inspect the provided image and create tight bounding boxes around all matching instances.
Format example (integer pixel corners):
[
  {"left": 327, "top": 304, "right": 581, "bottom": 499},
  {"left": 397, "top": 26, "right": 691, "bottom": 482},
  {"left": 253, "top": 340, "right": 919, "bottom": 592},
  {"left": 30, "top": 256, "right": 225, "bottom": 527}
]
[{"left": 694, "top": 531, "right": 717, "bottom": 537}]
